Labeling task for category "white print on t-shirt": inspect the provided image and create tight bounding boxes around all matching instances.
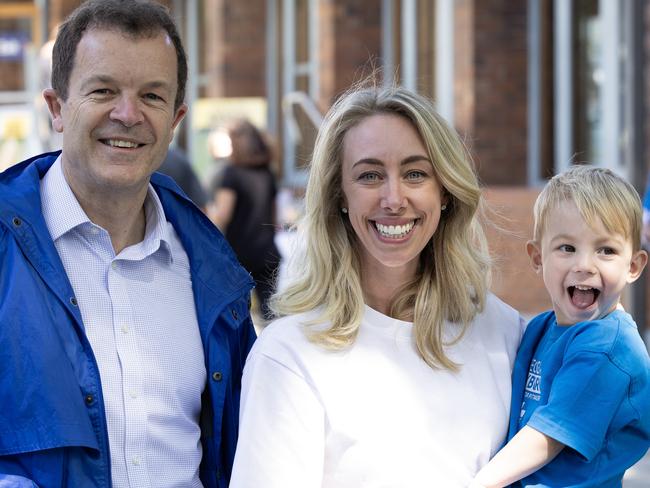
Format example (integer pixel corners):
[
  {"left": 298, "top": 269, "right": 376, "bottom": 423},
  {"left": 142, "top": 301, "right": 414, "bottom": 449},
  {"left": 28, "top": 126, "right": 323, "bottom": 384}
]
[{"left": 524, "top": 358, "right": 542, "bottom": 401}]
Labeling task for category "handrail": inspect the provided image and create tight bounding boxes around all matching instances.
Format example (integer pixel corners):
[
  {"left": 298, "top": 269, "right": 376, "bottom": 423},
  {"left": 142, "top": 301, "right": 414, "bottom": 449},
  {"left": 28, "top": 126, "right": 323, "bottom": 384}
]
[{"left": 281, "top": 91, "right": 323, "bottom": 145}]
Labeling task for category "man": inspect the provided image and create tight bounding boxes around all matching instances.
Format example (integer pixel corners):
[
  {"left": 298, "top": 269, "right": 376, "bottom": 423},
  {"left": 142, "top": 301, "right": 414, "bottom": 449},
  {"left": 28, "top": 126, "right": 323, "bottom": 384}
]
[{"left": 0, "top": 1, "right": 255, "bottom": 487}]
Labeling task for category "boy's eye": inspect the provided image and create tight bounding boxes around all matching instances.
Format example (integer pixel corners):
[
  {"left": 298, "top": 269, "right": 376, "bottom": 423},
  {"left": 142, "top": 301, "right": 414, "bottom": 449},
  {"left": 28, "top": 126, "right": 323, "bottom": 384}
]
[
  {"left": 558, "top": 244, "right": 575, "bottom": 253},
  {"left": 598, "top": 247, "right": 616, "bottom": 255}
]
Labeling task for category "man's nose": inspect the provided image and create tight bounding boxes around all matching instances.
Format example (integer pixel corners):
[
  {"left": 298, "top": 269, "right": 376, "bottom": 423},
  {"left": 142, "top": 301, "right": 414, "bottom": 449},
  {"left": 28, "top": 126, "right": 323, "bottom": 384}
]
[
  {"left": 380, "top": 179, "right": 407, "bottom": 212},
  {"left": 110, "top": 95, "right": 145, "bottom": 127}
]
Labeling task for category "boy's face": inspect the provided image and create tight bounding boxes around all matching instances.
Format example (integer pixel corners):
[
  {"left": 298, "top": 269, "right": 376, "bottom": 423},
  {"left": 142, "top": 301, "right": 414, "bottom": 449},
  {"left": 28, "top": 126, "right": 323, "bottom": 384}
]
[{"left": 527, "top": 199, "right": 647, "bottom": 325}]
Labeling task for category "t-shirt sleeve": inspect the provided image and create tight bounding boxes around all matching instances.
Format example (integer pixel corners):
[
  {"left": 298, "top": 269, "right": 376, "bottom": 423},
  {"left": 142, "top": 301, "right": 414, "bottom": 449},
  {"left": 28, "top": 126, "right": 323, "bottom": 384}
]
[
  {"left": 230, "top": 345, "right": 325, "bottom": 488},
  {"left": 218, "top": 165, "right": 238, "bottom": 192},
  {"left": 526, "top": 348, "right": 630, "bottom": 461}
]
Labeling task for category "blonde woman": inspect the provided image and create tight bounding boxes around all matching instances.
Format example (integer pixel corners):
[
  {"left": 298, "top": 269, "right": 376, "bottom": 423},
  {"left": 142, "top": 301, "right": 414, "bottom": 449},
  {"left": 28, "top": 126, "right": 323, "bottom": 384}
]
[{"left": 230, "top": 85, "right": 525, "bottom": 487}]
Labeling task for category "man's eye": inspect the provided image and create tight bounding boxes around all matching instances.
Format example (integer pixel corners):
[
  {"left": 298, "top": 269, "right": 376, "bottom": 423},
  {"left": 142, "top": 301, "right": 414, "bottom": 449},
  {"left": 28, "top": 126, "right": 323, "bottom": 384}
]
[
  {"left": 144, "top": 93, "right": 164, "bottom": 102},
  {"left": 91, "top": 89, "right": 111, "bottom": 95}
]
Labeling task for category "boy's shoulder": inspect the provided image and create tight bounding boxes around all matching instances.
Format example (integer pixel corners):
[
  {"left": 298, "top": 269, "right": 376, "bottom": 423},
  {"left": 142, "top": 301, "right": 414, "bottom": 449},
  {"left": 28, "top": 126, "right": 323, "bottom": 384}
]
[{"left": 526, "top": 309, "right": 649, "bottom": 367}]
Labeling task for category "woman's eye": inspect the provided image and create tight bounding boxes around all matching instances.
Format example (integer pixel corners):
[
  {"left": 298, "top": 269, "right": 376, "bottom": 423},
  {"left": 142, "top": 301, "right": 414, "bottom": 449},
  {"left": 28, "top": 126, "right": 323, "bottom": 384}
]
[
  {"left": 406, "top": 170, "right": 426, "bottom": 181},
  {"left": 358, "top": 172, "right": 380, "bottom": 182}
]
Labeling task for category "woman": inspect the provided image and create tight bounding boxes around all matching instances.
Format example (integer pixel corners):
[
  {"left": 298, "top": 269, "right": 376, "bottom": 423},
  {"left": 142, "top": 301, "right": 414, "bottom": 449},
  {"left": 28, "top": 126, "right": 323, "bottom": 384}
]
[
  {"left": 208, "top": 119, "right": 280, "bottom": 320},
  {"left": 230, "top": 86, "right": 525, "bottom": 487}
]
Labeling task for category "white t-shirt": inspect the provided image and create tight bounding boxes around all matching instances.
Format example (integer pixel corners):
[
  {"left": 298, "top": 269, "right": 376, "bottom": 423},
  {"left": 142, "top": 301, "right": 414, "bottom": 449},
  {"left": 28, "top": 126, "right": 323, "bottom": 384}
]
[{"left": 231, "top": 294, "right": 525, "bottom": 488}]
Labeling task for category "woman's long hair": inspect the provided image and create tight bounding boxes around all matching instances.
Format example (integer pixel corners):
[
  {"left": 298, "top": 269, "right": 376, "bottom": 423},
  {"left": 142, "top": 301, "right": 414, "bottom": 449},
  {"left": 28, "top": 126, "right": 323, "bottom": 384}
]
[{"left": 272, "top": 85, "right": 490, "bottom": 370}]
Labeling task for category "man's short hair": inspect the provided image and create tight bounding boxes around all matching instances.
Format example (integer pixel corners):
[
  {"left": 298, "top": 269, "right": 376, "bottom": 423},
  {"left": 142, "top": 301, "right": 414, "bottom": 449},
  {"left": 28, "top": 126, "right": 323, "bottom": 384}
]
[{"left": 51, "top": 0, "right": 187, "bottom": 111}]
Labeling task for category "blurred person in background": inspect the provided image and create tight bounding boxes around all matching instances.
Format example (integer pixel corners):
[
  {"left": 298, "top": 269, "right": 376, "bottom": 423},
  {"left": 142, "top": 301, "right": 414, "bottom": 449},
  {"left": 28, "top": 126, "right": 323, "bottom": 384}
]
[
  {"left": 158, "top": 145, "right": 208, "bottom": 210},
  {"left": 209, "top": 119, "right": 281, "bottom": 322}
]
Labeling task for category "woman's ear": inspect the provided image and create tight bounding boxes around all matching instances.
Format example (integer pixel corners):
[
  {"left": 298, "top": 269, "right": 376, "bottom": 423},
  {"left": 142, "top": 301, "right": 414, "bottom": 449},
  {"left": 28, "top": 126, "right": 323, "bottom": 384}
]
[{"left": 526, "top": 240, "right": 543, "bottom": 274}]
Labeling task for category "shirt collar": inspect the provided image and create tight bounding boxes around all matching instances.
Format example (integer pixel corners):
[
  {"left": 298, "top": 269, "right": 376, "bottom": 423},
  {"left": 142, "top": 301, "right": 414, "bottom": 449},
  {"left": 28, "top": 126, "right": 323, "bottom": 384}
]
[
  {"left": 40, "top": 156, "right": 174, "bottom": 263},
  {"left": 40, "top": 156, "right": 91, "bottom": 242},
  {"left": 139, "top": 183, "right": 174, "bottom": 264}
]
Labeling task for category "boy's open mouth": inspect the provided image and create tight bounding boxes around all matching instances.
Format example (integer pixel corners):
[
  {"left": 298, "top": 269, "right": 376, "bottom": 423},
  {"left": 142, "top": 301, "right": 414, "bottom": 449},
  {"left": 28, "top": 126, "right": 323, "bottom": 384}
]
[{"left": 568, "top": 285, "right": 600, "bottom": 309}]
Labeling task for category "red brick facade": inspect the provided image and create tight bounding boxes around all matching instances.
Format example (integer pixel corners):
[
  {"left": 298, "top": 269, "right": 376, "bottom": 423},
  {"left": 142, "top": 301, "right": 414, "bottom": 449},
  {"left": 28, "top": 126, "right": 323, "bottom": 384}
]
[
  {"left": 8, "top": 0, "right": 649, "bottom": 326},
  {"left": 455, "top": 0, "right": 528, "bottom": 186}
]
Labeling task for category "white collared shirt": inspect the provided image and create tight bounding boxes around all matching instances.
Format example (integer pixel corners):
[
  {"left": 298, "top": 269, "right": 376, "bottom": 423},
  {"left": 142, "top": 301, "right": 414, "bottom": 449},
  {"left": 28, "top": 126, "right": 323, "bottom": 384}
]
[{"left": 41, "top": 157, "right": 206, "bottom": 488}]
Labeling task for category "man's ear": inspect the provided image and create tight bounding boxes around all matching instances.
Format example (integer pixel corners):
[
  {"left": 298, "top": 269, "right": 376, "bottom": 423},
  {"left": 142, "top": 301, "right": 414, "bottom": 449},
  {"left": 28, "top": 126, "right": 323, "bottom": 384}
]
[
  {"left": 526, "top": 240, "right": 543, "bottom": 274},
  {"left": 171, "top": 102, "right": 188, "bottom": 132},
  {"left": 627, "top": 249, "right": 648, "bottom": 284},
  {"left": 43, "top": 88, "right": 64, "bottom": 133}
]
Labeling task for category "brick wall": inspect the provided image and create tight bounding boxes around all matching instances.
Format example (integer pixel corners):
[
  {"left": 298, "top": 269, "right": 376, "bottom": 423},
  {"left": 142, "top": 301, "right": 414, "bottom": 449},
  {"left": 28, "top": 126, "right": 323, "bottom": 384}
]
[
  {"left": 483, "top": 186, "right": 550, "bottom": 317},
  {"left": 455, "top": 0, "right": 528, "bottom": 186},
  {"left": 319, "top": 0, "right": 382, "bottom": 106},
  {"left": 200, "top": 0, "right": 266, "bottom": 98}
]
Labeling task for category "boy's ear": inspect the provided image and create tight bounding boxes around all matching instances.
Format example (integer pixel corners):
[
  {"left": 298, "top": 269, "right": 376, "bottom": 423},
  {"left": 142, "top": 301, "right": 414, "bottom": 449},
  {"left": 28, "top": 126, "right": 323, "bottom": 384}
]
[
  {"left": 627, "top": 249, "right": 648, "bottom": 283},
  {"left": 43, "top": 88, "right": 64, "bottom": 133},
  {"left": 527, "top": 240, "right": 543, "bottom": 273}
]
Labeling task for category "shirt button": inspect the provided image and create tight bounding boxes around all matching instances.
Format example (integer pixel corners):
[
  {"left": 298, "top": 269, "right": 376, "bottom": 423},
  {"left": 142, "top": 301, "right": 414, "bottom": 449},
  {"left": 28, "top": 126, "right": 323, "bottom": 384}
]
[
  {"left": 121, "top": 325, "right": 129, "bottom": 334},
  {"left": 129, "top": 389, "right": 138, "bottom": 399},
  {"left": 212, "top": 371, "right": 223, "bottom": 382},
  {"left": 70, "top": 296, "right": 78, "bottom": 307},
  {"left": 132, "top": 455, "right": 141, "bottom": 466}
]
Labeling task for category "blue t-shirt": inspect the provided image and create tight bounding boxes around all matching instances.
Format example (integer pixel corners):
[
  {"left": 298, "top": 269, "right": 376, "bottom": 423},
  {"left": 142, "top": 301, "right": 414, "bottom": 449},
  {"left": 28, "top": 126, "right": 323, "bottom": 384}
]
[{"left": 508, "top": 309, "right": 650, "bottom": 487}]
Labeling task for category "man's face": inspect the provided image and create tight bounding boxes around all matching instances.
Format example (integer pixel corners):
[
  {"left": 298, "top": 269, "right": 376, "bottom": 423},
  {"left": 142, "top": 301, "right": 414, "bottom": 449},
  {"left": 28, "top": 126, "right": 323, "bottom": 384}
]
[{"left": 44, "top": 28, "right": 187, "bottom": 200}]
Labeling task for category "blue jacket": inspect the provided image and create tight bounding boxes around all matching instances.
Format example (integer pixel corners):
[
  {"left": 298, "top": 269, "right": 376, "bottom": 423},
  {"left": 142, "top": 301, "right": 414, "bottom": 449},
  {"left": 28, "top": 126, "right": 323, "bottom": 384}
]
[{"left": 0, "top": 152, "right": 256, "bottom": 487}]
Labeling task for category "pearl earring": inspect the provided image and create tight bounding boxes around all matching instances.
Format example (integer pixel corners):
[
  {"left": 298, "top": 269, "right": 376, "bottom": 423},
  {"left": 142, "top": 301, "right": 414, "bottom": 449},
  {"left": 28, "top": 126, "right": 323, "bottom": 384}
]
[
  {"left": 341, "top": 208, "right": 348, "bottom": 214},
  {"left": 441, "top": 204, "right": 447, "bottom": 211}
]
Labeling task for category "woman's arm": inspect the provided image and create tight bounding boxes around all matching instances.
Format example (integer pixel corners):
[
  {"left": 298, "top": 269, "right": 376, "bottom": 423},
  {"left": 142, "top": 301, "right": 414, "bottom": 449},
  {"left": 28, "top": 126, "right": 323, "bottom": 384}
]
[
  {"left": 470, "top": 426, "right": 564, "bottom": 488},
  {"left": 230, "top": 350, "right": 325, "bottom": 488},
  {"left": 208, "top": 188, "right": 236, "bottom": 231}
]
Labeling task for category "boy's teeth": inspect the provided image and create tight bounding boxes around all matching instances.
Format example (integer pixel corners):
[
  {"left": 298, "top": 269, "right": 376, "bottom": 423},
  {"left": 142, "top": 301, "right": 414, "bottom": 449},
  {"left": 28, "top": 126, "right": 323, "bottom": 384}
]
[{"left": 375, "top": 221, "right": 414, "bottom": 238}]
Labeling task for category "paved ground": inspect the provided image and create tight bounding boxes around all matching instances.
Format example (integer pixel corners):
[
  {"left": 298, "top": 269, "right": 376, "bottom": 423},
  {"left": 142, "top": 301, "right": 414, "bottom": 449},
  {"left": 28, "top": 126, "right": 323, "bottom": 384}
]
[{"left": 624, "top": 449, "right": 650, "bottom": 487}]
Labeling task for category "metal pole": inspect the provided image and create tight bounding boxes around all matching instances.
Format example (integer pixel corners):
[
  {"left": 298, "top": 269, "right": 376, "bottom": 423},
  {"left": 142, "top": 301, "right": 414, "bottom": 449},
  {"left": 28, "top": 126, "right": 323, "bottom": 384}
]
[{"left": 554, "top": 0, "right": 573, "bottom": 173}]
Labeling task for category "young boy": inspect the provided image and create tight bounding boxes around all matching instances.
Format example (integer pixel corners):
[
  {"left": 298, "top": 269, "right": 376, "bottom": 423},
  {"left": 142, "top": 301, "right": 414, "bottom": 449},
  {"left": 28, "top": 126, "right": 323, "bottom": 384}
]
[{"left": 471, "top": 166, "right": 650, "bottom": 488}]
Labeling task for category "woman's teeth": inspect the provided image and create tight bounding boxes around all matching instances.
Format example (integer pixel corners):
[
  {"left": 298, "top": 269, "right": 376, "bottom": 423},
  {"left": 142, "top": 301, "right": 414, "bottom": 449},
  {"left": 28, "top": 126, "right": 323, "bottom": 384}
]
[{"left": 375, "top": 221, "right": 415, "bottom": 238}]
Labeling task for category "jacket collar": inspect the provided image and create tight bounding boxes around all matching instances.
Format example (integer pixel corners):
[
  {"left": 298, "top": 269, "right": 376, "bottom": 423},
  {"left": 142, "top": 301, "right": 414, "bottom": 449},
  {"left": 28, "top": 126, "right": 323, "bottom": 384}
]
[{"left": 1, "top": 152, "right": 253, "bottom": 331}]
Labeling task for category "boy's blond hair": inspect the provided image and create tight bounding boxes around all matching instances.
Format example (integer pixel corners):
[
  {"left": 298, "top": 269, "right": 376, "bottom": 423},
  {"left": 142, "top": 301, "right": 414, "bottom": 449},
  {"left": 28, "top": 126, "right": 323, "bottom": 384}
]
[{"left": 532, "top": 165, "right": 643, "bottom": 251}]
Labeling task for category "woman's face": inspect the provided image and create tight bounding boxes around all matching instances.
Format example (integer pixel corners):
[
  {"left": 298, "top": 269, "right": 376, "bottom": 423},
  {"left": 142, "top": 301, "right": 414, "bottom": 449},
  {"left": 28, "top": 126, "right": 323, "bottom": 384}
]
[{"left": 341, "top": 113, "right": 446, "bottom": 279}]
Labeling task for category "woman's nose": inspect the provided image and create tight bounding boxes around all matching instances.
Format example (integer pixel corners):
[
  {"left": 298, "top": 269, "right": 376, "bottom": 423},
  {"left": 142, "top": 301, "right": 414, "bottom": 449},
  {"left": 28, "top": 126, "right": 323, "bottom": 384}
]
[{"left": 380, "top": 179, "right": 407, "bottom": 211}]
